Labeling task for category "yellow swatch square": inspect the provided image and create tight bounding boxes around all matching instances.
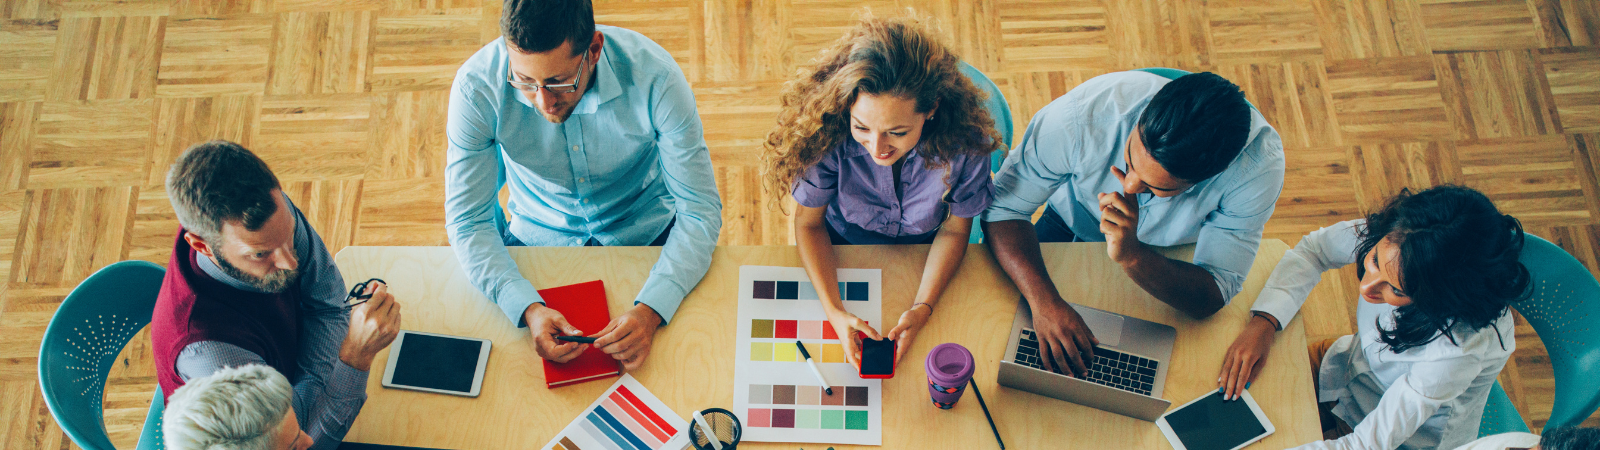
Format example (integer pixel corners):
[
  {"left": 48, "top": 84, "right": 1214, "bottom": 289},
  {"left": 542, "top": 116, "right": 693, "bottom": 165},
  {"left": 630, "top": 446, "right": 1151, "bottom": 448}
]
[
  {"left": 822, "top": 343, "right": 845, "bottom": 363},
  {"left": 774, "top": 342, "right": 798, "bottom": 362},
  {"left": 750, "top": 342, "right": 773, "bottom": 361},
  {"left": 803, "top": 343, "right": 823, "bottom": 361}
]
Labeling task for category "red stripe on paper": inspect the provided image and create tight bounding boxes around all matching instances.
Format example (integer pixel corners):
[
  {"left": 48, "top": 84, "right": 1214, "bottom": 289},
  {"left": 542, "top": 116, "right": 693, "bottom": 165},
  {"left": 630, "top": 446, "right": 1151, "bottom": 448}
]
[
  {"left": 607, "top": 391, "right": 668, "bottom": 443},
  {"left": 616, "top": 385, "right": 678, "bottom": 436}
]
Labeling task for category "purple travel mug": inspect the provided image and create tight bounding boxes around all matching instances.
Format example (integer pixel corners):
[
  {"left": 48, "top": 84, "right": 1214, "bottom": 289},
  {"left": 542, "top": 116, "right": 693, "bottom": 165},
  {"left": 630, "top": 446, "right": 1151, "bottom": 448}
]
[{"left": 926, "top": 343, "right": 975, "bottom": 409}]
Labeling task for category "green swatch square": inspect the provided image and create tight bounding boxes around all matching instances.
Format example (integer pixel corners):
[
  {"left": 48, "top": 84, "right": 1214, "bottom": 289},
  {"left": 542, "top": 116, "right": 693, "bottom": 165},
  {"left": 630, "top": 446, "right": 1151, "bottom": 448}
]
[
  {"left": 751, "top": 319, "right": 774, "bottom": 338},
  {"left": 795, "top": 409, "right": 820, "bottom": 429},
  {"left": 820, "top": 410, "right": 844, "bottom": 429},
  {"left": 845, "top": 410, "right": 869, "bottom": 430}
]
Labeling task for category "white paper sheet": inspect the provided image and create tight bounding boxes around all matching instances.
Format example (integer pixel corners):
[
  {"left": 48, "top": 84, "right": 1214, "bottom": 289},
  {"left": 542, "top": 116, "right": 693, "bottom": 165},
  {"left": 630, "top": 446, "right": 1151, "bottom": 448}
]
[
  {"left": 541, "top": 374, "right": 690, "bottom": 450},
  {"left": 731, "top": 265, "right": 883, "bottom": 445}
]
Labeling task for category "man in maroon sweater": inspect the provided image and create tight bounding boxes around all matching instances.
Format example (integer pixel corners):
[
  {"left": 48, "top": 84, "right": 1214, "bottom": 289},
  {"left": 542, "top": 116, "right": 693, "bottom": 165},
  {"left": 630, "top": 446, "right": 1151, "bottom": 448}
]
[{"left": 151, "top": 140, "right": 401, "bottom": 450}]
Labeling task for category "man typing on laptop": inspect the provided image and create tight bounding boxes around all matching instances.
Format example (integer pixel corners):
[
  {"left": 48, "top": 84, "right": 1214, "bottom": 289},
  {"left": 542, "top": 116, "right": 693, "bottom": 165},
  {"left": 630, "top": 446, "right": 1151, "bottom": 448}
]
[{"left": 983, "top": 70, "right": 1284, "bottom": 379}]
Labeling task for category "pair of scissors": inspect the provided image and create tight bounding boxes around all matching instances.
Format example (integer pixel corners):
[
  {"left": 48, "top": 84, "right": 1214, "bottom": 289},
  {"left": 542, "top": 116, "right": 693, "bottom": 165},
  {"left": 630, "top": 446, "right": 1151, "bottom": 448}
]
[{"left": 344, "top": 278, "right": 386, "bottom": 309}]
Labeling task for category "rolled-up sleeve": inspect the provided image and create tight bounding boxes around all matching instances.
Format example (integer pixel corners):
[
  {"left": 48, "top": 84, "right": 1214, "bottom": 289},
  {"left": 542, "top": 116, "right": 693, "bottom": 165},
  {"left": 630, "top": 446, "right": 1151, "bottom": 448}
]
[
  {"left": 637, "top": 67, "right": 722, "bottom": 325},
  {"left": 1193, "top": 151, "right": 1285, "bottom": 303},
  {"left": 444, "top": 74, "right": 546, "bottom": 326},
  {"left": 946, "top": 153, "right": 994, "bottom": 218},
  {"left": 1251, "top": 220, "right": 1362, "bottom": 325},
  {"left": 791, "top": 149, "right": 839, "bottom": 209},
  {"left": 985, "top": 105, "right": 1076, "bottom": 222}
]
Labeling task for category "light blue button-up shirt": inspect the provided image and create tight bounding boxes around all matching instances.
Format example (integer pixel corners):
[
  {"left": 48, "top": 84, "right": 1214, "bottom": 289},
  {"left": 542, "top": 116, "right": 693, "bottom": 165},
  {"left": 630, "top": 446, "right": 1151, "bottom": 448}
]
[
  {"left": 985, "top": 71, "right": 1285, "bottom": 302},
  {"left": 445, "top": 26, "right": 722, "bottom": 325}
]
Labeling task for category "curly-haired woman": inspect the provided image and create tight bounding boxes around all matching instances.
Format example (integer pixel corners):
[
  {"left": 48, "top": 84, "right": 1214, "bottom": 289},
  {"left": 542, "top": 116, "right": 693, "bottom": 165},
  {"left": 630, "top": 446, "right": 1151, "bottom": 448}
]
[{"left": 762, "top": 15, "right": 1003, "bottom": 371}]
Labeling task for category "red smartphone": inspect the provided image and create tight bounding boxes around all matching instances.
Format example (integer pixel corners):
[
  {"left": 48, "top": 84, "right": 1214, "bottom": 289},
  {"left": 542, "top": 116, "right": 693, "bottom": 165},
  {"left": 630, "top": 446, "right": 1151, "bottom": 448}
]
[{"left": 856, "top": 331, "right": 895, "bottom": 379}]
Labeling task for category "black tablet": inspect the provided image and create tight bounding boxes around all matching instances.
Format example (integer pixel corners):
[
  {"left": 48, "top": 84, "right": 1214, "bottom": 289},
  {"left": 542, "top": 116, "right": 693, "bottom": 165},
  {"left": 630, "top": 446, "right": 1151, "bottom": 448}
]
[
  {"left": 1156, "top": 389, "right": 1274, "bottom": 450},
  {"left": 380, "top": 330, "right": 492, "bottom": 397}
]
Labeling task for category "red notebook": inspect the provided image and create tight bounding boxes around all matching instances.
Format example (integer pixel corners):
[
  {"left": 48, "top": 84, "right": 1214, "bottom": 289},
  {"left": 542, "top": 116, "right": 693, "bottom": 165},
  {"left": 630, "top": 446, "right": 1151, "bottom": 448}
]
[{"left": 540, "top": 280, "right": 622, "bottom": 389}]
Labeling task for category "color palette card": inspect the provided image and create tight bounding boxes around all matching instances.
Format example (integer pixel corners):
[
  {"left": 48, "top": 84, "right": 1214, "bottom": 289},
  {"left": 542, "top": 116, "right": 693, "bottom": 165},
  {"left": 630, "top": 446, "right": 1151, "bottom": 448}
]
[
  {"left": 732, "top": 265, "right": 882, "bottom": 445},
  {"left": 540, "top": 374, "right": 689, "bottom": 450}
]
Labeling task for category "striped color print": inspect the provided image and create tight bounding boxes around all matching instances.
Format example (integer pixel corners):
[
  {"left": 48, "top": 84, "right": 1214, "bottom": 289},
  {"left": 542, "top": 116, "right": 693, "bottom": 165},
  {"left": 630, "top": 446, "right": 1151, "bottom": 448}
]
[{"left": 576, "top": 385, "right": 680, "bottom": 450}]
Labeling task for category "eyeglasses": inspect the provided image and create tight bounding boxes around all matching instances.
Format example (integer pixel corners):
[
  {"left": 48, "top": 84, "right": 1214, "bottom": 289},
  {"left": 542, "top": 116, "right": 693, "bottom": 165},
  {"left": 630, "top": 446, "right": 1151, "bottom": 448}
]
[
  {"left": 506, "top": 51, "right": 590, "bottom": 94},
  {"left": 344, "top": 278, "right": 386, "bottom": 309}
]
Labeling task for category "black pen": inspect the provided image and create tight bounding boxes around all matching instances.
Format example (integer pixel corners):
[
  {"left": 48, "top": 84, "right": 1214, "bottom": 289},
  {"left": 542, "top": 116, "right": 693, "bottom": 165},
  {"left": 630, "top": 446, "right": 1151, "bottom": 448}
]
[
  {"left": 971, "top": 378, "right": 1005, "bottom": 449},
  {"left": 796, "top": 341, "right": 834, "bottom": 395},
  {"left": 556, "top": 336, "right": 597, "bottom": 344}
]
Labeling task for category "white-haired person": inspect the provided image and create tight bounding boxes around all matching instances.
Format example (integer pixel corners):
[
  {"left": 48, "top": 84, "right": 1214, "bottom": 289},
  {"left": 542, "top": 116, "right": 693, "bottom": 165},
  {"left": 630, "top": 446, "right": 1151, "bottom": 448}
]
[{"left": 163, "top": 364, "right": 311, "bottom": 450}]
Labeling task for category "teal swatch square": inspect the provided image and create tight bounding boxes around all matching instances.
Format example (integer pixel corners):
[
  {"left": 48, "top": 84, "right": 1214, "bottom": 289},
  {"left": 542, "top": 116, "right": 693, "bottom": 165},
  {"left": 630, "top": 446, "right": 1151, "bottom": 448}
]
[
  {"left": 820, "top": 410, "right": 844, "bottom": 429},
  {"left": 795, "top": 409, "right": 820, "bottom": 429},
  {"left": 845, "top": 410, "right": 869, "bottom": 430}
]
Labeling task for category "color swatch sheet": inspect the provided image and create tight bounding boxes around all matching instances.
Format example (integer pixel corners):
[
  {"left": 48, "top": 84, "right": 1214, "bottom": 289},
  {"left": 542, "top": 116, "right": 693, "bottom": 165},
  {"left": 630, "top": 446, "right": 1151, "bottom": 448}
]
[
  {"left": 541, "top": 374, "right": 689, "bottom": 450},
  {"left": 733, "top": 265, "right": 882, "bottom": 445}
]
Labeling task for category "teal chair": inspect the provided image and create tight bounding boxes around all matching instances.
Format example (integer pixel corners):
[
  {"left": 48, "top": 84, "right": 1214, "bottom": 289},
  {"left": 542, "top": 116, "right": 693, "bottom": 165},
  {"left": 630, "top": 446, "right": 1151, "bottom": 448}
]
[
  {"left": 958, "top": 61, "right": 1014, "bottom": 244},
  {"left": 38, "top": 260, "right": 168, "bottom": 450},
  {"left": 1478, "top": 234, "right": 1600, "bottom": 436}
]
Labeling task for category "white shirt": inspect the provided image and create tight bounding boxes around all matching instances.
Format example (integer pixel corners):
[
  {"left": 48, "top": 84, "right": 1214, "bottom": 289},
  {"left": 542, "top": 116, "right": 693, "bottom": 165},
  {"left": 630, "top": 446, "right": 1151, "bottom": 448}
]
[
  {"left": 1253, "top": 220, "right": 1517, "bottom": 450},
  {"left": 1452, "top": 432, "right": 1540, "bottom": 450}
]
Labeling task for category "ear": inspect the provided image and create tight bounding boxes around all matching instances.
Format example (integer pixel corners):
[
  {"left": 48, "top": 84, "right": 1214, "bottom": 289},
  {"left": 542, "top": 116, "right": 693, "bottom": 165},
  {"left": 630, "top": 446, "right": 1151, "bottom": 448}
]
[
  {"left": 925, "top": 100, "right": 940, "bottom": 121},
  {"left": 184, "top": 231, "right": 216, "bottom": 259},
  {"left": 588, "top": 31, "right": 604, "bottom": 57}
]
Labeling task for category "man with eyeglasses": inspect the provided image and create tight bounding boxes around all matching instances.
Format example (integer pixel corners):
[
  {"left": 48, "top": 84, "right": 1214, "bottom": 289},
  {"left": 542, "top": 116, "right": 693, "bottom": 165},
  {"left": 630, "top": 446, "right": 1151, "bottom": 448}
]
[
  {"left": 982, "top": 71, "right": 1285, "bottom": 379},
  {"left": 445, "top": 0, "right": 721, "bottom": 372}
]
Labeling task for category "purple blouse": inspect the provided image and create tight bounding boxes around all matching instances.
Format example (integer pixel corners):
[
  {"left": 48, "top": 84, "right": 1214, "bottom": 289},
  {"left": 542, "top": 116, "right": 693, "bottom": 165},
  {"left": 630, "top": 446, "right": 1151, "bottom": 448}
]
[{"left": 792, "top": 138, "right": 994, "bottom": 244}]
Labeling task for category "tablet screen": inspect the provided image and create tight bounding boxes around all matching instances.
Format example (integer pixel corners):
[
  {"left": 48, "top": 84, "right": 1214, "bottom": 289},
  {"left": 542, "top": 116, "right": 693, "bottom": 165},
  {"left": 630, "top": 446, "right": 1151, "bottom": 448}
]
[
  {"left": 1164, "top": 391, "right": 1268, "bottom": 450},
  {"left": 389, "top": 332, "right": 484, "bottom": 393}
]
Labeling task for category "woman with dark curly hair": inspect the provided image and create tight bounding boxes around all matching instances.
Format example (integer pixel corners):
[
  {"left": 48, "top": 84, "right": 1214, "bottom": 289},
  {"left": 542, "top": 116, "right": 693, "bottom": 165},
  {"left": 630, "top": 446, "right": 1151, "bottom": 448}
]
[
  {"left": 761, "top": 14, "right": 1002, "bottom": 370},
  {"left": 1217, "top": 185, "right": 1532, "bottom": 449}
]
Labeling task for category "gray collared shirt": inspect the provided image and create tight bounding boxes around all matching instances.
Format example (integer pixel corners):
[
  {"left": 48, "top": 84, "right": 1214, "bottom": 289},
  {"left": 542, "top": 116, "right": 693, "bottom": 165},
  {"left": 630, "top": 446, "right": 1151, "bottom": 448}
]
[{"left": 174, "top": 193, "right": 365, "bottom": 450}]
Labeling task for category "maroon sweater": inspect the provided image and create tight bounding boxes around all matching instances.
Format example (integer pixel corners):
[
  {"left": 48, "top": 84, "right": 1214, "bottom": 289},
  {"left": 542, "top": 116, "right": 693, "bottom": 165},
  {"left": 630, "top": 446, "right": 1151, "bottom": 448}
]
[{"left": 152, "top": 230, "right": 300, "bottom": 399}]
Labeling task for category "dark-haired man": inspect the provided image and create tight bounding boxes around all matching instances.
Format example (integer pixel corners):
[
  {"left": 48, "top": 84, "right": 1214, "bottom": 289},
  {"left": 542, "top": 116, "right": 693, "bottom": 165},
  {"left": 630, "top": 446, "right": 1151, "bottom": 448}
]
[
  {"left": 983, "top": 71, "right": 1285, "bottom": 378},
  {"left": 446, "top": 0, "right": 721, "bottom": 371},
  {"left": 152, "top": 140, "right": 401, "bottom": 450}
]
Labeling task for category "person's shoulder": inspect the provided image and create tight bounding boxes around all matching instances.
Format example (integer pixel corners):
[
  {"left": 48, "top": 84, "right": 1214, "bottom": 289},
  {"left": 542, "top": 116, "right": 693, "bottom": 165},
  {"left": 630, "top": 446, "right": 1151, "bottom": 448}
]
[
  {"left": 454, "top": 37, "right": 508, "bottom": 92},
  {"left": 598, "top": 25, "right": 683, "bottom": 82}
]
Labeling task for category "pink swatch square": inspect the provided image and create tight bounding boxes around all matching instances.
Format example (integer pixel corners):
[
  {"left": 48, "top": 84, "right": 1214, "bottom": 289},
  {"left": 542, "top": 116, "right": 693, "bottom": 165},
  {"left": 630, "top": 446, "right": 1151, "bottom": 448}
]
[
  {"left": 747, "top": 408, "right": 771, "bottom": 427},
  {"left": 796, "top": 320, "right": 823, "bottom": 340}
]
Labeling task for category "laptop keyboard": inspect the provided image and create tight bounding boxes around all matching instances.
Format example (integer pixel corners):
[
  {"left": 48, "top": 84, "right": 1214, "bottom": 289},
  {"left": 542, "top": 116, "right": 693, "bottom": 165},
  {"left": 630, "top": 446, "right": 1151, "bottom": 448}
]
[{"left": 1015, "top": 328, "right": 1158, "bottom": 396}]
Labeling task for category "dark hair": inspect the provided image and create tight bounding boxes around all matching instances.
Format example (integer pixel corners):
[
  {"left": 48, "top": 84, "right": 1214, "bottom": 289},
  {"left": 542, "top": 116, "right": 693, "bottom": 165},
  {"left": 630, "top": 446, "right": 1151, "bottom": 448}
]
[
  {"left": 1541, "top": 426, "right": 1600, "bottom": 450},
  {"left": 1355, "top": 185, "right": 1530, "bottom": 353},
  {"left": 1137, "top": 72, "right": 1252, "bottom": 183},
  {"left": 501, "top": 0, "right": 594, "bottom": 56},
  {"left": 164, "top": 140, "right": 282, "bottom": 243}
]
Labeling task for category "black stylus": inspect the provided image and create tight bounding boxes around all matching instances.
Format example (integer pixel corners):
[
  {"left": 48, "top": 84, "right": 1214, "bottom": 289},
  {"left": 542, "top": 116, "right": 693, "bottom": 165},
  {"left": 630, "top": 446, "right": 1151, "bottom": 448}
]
[
  {"left": 556, "top": 336, "right": 597, "bottom": 343},
  {"left": 971, "top": 378, "right": 1005, "bottom": 449}
]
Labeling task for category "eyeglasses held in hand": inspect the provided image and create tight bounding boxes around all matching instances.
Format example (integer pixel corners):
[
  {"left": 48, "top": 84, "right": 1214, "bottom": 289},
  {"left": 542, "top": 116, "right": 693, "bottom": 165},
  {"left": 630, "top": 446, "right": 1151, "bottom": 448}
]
[{"left": 344, "top": 278, "right": 386, "bottom": 309}]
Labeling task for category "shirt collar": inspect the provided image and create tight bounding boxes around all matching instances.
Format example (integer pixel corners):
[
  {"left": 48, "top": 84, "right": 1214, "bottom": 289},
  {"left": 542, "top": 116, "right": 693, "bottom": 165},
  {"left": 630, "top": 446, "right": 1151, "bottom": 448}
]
[{"left": 571, "top": 41, "right": 621, "bottom": 115}]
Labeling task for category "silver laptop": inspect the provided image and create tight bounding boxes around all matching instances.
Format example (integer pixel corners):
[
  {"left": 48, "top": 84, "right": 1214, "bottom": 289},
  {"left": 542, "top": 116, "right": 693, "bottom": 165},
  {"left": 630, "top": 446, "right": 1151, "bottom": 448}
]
[{"left": 997, "top": 298, "right": 1176, "bottom": 421}]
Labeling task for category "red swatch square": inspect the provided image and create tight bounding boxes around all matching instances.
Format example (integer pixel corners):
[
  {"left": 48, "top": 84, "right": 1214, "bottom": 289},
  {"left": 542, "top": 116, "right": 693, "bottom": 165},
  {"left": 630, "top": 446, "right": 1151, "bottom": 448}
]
[
  {"left": 775, "top": 320, "right": 797, "bottom": 339},
  {"left": 747, "top": 408, "right": 771, "bottom": 427},
  {"left": 822, "top": 324, "right": 838, "bottom": 340}
]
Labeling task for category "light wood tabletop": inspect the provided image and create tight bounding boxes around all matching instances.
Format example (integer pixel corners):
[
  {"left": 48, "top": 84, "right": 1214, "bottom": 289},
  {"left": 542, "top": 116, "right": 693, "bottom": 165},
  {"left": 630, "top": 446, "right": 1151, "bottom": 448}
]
[{"left": 334, "top": 241, "right": 1321, "bottom": 449}]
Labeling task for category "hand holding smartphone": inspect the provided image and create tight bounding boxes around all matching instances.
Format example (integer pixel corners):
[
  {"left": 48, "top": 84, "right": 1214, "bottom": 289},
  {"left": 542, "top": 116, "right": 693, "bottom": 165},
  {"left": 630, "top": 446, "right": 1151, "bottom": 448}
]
[{"left": 857, "top": 331, "right": 896, "bottom": 379}]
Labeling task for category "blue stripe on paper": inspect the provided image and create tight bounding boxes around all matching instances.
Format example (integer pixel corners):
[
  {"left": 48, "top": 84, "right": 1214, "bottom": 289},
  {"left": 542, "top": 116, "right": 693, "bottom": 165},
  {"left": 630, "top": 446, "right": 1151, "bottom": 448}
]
[
  {"left": 584, "top": 411, "right": 641, "bottom": 450},
  {"left": 595, "top": 406, "right": 651, "bottom": 450}
]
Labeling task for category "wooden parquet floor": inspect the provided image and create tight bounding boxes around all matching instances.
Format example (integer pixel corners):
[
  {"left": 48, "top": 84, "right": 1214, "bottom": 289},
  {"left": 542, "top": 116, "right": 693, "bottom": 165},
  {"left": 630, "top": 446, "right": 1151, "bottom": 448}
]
[{"left": 0, "top": 0, "right": 1597, "bottom": 447}]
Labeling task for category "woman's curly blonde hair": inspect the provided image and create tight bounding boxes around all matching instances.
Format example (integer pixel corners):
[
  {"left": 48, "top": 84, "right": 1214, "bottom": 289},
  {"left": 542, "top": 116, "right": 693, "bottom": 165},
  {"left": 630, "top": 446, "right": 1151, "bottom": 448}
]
[{"left": 760, "top": 14, "right": 1003, "bottom": 204}]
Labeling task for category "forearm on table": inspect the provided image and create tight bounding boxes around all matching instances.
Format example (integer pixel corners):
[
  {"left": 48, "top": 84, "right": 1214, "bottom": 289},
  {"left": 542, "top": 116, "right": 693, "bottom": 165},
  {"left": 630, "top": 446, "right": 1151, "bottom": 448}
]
[
  {"left": 983, "top": 219, "right": 1065, "bottom": 308},
  {"left": 635, "top": 209, "right": 719, "bottom": 325},
  {"left": 1119, "top": 246, "right": 1226, "bottom": 318},
  {"left": 795, "top": 220, "right": 847, "bottom": 314},
  {"left": 911, "top": 219, "right": 972, "bottom": 308}
]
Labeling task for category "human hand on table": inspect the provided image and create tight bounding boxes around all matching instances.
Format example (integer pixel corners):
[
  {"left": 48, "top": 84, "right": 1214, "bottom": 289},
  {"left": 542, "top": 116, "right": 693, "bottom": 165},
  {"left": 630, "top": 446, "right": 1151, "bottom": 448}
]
[
  {"left": 825, "top": 309, "right": 882, "bottom": 369},
  {"left": 524, "top": 303, "right": 587, "bottom": 363},
  {"left": 1218, "top": 313, "right": 1279, "bottom": 401},
  {"left": 341, "top": 282, "right": 402, "bottom": 372},
  {"left": 593, "top": 303, "right": 663, "bottom": 371},
  {"left": 886, "top": 303, "right": 932, "bottom": 367},
  {"left": 1030, "top": 298, "right": 1098, "bottom": 378}
]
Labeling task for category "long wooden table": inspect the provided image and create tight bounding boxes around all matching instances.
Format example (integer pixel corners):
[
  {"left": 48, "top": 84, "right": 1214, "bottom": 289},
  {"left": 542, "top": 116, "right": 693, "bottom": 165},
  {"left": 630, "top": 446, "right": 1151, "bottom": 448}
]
[{"left": 334, "top": 242, "right": 1321, "bottom": 448}]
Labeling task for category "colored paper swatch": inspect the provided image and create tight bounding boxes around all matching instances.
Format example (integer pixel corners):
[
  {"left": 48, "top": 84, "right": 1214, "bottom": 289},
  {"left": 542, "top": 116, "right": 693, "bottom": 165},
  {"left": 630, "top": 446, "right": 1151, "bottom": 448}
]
[
  {"left": 748, "top": 408, "right": 771, "bottom": 427},
  {"left": 773, "top": 384, "right": 796, "bottom": 405},
  {"left": 553, "top": 376, "right": 684, "bottom": 450},
  {"left": 749, "top": 384, "right": 771, "bottom": 404},
  {"left": 795, "top": 409, "right": 820, "bottom": 429},
  {"left": 774, "top": 320, "right": 797, "bottom": 339},
  {"left": 798, "top": 282, "right": 818, "bottom": 300},
  {"left": 820, "top": 410, "right": 844, "bottom": 429},
  {"left": 751, "top": 319, "right": 774, "bottom": 338},
  {"left": 796, "top": 320, "right": 822, "bottom": 339},
  {"left": 748, "top": 384, "right": 871, "bottom": 407},
  {"left": 744, "top": 408, "right": 870, "bottom": 431},
  {"left": 749, "top": 343, "right": 772, "bottom": 361},
  {"left": 772, "top": 409, "right": 796, "bottom": 428},
  {"left": 753, "top": 281, "right": 775, "bottom": 299},
  {"left": 821, "top": 386, "right": 844, "bottom": 406},
  {"left": 776, "top": 281, "right": 799, "bottom": 299},
  {"left": 846, "top": 386, "right": 869, "bottom": 407},
  {"left": 822, "top": 343, "right": 844, "bottom": 363},
  {"left": 796, "top": 385, "right": 820, "bottom": 405},
  {"left": 774, "top": 343, "right": 797, "bottom": 362},
  {"left": 845, "top": 410, "right": 869, "bottom": 430},
  {"left": 846, "top": 282, "right": 868, "bottom": 301}
]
